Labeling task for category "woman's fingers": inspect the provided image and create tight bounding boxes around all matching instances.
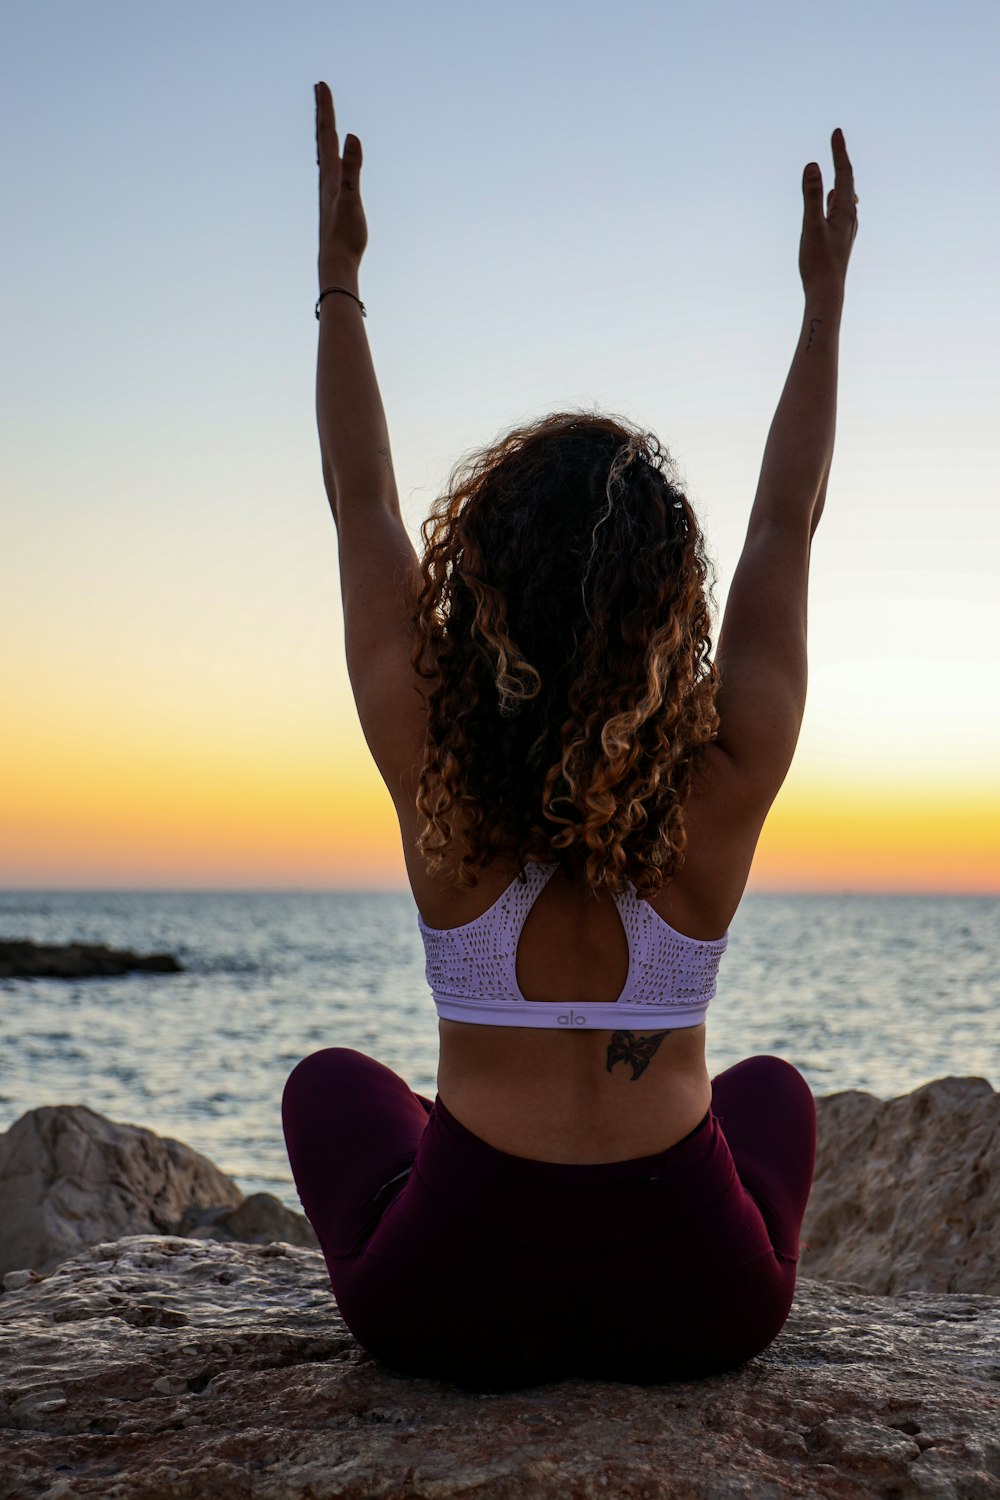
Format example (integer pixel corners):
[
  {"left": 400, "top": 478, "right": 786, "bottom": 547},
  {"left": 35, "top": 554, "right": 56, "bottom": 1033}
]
[
  {"left": 314, "top": 80, "right": 368, "bottom": 266},
  {"left": 315, "top": 81, "right": 360, "bottom": 192},
  {"left": 315, "top": 80, "right": 340, "bottom": 169},
  {"left": 344, "top": 133, "right": 362, "bottom": 175},
  {"left": 828, "top": 128, "right": 858, "bottom": 237},
  {"left": 802, "top": 161, "right": 825, "bottom": 223},
  {"left": 800, "top": 130, "right": 857, "bottom": 293},
  {"left": 831, "top": 127, "right": 854, "bottom": 201}
]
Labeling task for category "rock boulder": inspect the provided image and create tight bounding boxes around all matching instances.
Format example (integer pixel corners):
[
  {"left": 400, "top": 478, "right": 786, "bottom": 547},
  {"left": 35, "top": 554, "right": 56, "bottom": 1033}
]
[
  {"left": 0, "top": 1105, "right": 317, "bottom": 1279},
  {"left": 804, "top": 1076, "right": 998, "bottom": 1295}
]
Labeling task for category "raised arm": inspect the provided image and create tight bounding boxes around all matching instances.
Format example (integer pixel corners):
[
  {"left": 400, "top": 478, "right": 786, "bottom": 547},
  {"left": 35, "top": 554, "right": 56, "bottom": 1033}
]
[
  {"left": 711, "top": 129, "right": 858, "bottom": 810},
  {"left": 313, "top": 81, "right": 425, "bottom": 803}
]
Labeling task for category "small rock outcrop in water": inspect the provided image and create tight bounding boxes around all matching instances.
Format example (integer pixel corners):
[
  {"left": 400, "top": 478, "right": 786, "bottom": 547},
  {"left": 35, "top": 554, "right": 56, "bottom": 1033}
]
[
  {"left": 0, "top": 1237, "right": 998, "bottom": 1499},
  {"left": 801, "top": 1076, "right": 999, "bottom": 1295},
  {"left": 0, "top": 939, "right": 183, "bottom": 978},
  {"left": 0, "top": 1105, "right": 317, "bottom": 1279}
]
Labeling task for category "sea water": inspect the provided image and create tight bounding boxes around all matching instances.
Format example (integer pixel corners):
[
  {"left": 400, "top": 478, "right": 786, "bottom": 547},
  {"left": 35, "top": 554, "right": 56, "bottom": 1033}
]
[{"left": 0, "top": 891, "right": 995, "bottom": 1211}]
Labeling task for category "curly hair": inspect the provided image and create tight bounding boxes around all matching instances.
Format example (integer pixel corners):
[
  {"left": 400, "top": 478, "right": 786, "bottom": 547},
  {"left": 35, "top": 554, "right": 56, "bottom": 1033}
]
[{"left": 411, "top": 410, "right": 719, "bottom": 897}]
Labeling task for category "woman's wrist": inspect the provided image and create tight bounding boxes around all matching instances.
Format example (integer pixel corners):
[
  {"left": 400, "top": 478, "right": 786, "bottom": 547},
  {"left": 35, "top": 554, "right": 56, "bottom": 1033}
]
[
  {"left": 319, "top": 261, "right": 361, "bottom": 295},
  {"left": 803, "top": 282, "right": 845, "bottom": 317}
]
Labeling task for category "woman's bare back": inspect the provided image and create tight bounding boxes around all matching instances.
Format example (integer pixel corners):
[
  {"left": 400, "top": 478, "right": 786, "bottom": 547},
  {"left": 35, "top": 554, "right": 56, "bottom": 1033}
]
[{"left": 400, "top": 755, "right": 754, "bottom": 1161}]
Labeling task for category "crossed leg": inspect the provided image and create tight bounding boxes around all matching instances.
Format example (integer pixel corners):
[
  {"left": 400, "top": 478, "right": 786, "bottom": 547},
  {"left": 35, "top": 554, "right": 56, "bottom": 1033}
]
[
  {"left": 710, "top": 1054, "right": 817, "bottom": 1260},
  {"left": 281, "top": 1047, "right": 432, "bottom": 1261}
]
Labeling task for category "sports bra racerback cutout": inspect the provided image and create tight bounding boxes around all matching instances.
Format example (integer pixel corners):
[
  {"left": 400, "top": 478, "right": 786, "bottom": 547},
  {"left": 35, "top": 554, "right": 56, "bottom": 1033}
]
[{"left": 418, "top": 862, "right": 727, "bottom": 1030}]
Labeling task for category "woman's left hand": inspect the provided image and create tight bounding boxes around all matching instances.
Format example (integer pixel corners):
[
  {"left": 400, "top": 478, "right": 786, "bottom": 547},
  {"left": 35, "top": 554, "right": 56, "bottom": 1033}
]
[{"left": 315, "top": 81, "right": 368, "bottom": 276}]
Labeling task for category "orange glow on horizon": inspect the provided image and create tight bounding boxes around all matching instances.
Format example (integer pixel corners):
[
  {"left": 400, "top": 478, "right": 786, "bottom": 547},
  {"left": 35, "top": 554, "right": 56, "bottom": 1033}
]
[
  {"left": 3, "top": 752, "right": 997, "bottom": 893},
  {"left": 2, "top": 681, "right": 997, "bottom": 891},
  {"left": 750, "top": 777, "right": 999, "bottom": 894},
  {"left": 1, "top": 704, "right": 403, "bottom": 888}
]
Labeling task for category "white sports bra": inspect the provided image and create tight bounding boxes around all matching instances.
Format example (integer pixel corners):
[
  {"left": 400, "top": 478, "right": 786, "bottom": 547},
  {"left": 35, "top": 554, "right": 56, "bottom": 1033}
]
[{"left": 418, "top": 861, "right": 728, "bottom": 1030}]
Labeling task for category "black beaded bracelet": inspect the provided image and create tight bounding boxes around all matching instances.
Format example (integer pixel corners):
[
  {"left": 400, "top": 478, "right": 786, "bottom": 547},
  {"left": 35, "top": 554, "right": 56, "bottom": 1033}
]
[{"left": 315, "top": 285, "right": 367, "bottom": 320}]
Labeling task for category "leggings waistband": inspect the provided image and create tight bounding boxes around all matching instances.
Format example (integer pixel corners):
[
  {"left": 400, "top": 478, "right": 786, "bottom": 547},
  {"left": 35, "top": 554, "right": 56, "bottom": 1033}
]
[
  {"left": 414, "top": 1097, "right": 737, "bottom": 1252},
  {"left": 426, "top": 1094, "right": 715, "bottom": 1184}
]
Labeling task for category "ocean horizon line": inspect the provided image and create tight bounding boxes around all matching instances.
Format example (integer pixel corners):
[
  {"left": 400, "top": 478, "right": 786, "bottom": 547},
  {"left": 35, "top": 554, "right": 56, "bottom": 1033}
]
[{"left": 1, "top": 886, "right": 997, "bottom": 901}]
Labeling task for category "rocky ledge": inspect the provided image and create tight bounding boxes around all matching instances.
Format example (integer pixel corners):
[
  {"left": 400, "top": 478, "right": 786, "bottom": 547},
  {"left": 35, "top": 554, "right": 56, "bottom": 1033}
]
[
  {"left": 0, "top": 941, "right": 183, "bottom": 979},
  {"left": 0, "top": 1236, "right": 998, "bottom": 1499},
  {"left": 0, "top": 1078, "right": 997, "bottom": 1497}
]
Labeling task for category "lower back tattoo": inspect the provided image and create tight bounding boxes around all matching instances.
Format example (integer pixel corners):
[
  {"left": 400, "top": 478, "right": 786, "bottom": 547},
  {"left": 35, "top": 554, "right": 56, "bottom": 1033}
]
[{"left": 606, "top": 1029, "right": 671, "bottom": 1081}]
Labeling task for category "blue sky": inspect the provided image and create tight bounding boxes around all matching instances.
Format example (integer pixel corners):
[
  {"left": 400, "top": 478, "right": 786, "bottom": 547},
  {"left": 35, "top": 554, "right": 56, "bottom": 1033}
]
[{"left": 2, "top": 0, "right": 998, "bottom": 887}]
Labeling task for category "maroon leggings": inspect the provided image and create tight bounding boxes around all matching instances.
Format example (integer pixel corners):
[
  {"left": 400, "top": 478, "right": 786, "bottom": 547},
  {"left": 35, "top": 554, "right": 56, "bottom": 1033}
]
[{"left": 282, "top": 1050, "right": 815, "bottom": 1389}]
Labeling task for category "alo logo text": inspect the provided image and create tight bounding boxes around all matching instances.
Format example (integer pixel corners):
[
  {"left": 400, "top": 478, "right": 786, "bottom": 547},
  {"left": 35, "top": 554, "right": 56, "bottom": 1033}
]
[{"left": 558, "top": 1010, "right": 587, "bottom": 1026}]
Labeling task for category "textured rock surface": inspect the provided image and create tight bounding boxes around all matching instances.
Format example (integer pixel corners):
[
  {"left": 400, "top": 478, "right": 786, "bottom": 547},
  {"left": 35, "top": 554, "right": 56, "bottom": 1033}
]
[
  {"left": 0, "top": 1106, "right": 317, "bottom": 1279},
  {"left": 804, "top": 1077, "right": 998, "bottom": 1295},
  {"left": 0, "top": 1236, "right": 998, "bottom": 1499},
  {"left": 0, "top": 940, "right": 182, "bottom": 978}
]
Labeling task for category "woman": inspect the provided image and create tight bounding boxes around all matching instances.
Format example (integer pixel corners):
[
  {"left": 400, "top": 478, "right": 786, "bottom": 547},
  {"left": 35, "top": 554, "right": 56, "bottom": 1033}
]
[{"left": 283, "top": 81, "right": 858, "bottom": 1389}]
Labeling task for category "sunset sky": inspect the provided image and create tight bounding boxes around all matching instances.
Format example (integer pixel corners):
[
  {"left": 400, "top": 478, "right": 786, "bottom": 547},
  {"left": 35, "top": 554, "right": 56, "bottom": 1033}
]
[{"left": 2, "top": 0, "right": 997, "bottom": 893}]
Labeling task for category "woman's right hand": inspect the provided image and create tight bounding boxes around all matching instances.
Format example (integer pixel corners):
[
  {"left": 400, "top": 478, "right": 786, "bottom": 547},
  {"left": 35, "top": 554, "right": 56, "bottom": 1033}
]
[
  {"left": 799, "top": 128, "right": 858, "bottom": 301},
  {"left": 316, "top": 80, "right": 369, "bottom": 281}
]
